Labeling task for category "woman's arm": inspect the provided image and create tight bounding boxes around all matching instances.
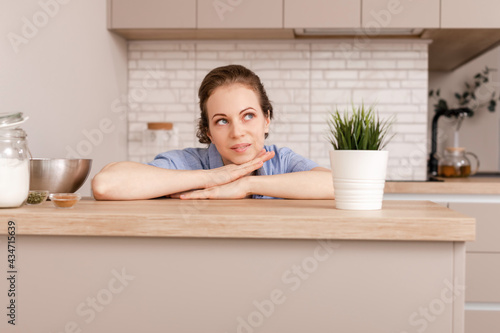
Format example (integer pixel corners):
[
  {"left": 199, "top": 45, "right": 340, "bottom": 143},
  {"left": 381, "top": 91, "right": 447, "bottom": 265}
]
[
  {"left": 91, "top": 151, "right": 275, "bottom": 200},
  {"left": 247, "top": 167, "right": 334, "bottom": 199},
  {"left": 178, "top": 167, "right": 334, "bottom": 200},
  {"left": 92, "top": 162, "right": 208, "bottom": 200}
]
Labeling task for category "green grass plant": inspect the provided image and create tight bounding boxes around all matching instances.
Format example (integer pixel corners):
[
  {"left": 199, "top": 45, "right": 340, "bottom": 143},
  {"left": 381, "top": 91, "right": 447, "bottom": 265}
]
[{"left": 327, "top": 104, "right": 395, "bottom": 150}]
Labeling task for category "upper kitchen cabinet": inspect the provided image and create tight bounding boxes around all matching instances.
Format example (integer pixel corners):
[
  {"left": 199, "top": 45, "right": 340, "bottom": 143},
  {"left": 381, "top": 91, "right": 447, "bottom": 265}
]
[
  {"left": 362, "top": 0, "right": 440, "bottom": 28},
  {"left": 109, "top": 0, "right": 196, "bottom": 29},
  {"left": 442, "top": 0, "right": 500, "bottom": 28},
  {"left": 197, "top": 0, "right": 282, "bottom": 29},
  {"left": 284, "top": 0, "right": 361, "bottom": 28}
]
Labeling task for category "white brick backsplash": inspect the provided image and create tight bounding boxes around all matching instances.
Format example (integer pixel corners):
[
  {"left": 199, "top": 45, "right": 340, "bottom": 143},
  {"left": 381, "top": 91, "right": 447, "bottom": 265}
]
[
  {"left": 127, "top": 40, "right": 429, "bottom": 179},
  {"left": 311, "top": 51, "right": 334, "bottom": 59},
  {"left": 412, "top": 43, "right": 429, "bottom": 51},
  {"left": 394, "top": 124, "right": 427, "bottom": 134},
  {"left": 358, "top": 70, "right": 407, "bottom": 80},
  {"left": 142, "top": 89, "right": 179, "bottom": 104},
  {"left": 279, "top": 60, "right": 310, "bottom": 69},
  {"left": 290, "top": 134, "right": 312, "bottom": 142},
  {"left": 217, "top": 51, "right": 245, "bottom": 59},
  {"left": 323, "top": 70, "right": 358, "bottom": 80},
  {"left": 235, "top": 43, "right": 296, "bottom": 51},
  {"left": 372, "top": 51, "right": 421, "bottom": 59},
  {"left": 412, "top": 89, "right": 428, "bottom": 104},
  {"left": 312, "top": 81, "right": 328, "bottom": 88},
  {"left": 256, "top": 51, "right": 309, "bottom": 59},
  {"left": 137, "top": 60, "right": 164, "bottom": 69},
  {"left": 170, "top": 80, "right": 196, "bottom": 88},
  {"left": 290, "top": 124, "right": 310, "bottom": 133},
  {"left": 334, "top": 51, "right": 361, "bottom": 59},
  {"left": 367, "top": 60, "right": 397, "bottom": 69},
  {"left": 380, "top": 104, "right": 420, "bottom": 113},
  {"left": 310, "top": 60, "right": 346, "bottom": 69},
  {"left": 352, "top": 89, "right": 412, "bottom": 104},
  {"left": 142, "top": 51, "right": 189, "bottom": 59},
  {"left": 165, "top": 60, "right": 195, "bottom": 69},
  {"left": 397, "top": 60, "right": 418, "bottom": 69},
  {"left": 347, "top": 60, "right": 367, "bottom": 69},
  {"left": 404, "top": 134, "right": 427, "bottom": 142},
  {"left": 311, "top": 89, "right": 352, "bottom": 104},
  {"left": 267, "top": 89, "right": 294, "bottom": 104},
  {"left": 197, "top": 43, "right": 237, "bottom": 51},
  {"left": 129, "top": 51, "right": 141, "bottom": 59},
  {"left": 284, "top": 80, "right": 307, "bottom": 88},
  {"left": 401, "top": 80, "right": 427, "bottom": 88},
  {"left": 312, "top": 43, "right": 352, "bottom": 51},
  {"left": 408, "top": 70, "right": 428, "bottom": 80},
  {"left": 389, "top": 81, "right": 401, "bottom": 88},
  {"left": 129, "top": 122, "right": 146, "bottom": 132},
  {"left": 248, "top": 60, "right": 279, "bottom": 70},
  {"left": 197, "top": 51, "right": 217, "bottom": 59}
]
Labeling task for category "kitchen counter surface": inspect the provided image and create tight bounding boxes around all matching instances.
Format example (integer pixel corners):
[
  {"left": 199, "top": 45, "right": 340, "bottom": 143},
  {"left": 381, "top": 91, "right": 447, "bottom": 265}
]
[
  {"left": 385, "top": 177, "right": 500, "bottom": 194},
  {"left": 0, "top": 199, "right": 474, "bottom": 241}
]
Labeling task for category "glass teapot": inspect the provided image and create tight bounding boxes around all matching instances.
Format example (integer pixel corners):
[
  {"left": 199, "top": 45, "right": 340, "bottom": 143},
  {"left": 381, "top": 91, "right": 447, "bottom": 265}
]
[{"left": 438, "top": 147, "right": 480, "bottom": 178}]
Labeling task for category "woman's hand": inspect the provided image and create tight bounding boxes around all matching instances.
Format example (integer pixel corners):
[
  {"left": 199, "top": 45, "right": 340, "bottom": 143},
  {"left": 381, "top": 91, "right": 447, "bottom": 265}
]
[
  {"left": 173, "top": 177, "right": 251, "bottom": 200},
  {"left": 201, "top": 149, "right": 275, "bottom": 188}
]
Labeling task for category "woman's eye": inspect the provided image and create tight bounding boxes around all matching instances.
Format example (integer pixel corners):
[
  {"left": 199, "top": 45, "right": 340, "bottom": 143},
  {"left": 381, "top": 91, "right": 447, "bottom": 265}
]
[
  {"left": 244, "top": 113, "right": 255, "bottom": 120},
  {"left": 216, "top": 119, "right": 228, "bottom": 125}
]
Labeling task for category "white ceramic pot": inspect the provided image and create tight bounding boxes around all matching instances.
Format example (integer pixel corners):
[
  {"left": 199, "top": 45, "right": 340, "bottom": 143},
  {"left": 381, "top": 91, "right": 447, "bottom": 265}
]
[{"left": 329, "top": 150, "right": 389, "bottom": 210}]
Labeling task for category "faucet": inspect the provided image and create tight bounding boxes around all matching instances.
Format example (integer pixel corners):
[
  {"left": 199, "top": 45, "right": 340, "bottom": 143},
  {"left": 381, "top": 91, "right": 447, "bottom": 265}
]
[{"left": 428, "top": 108, "right": 473, "bottom": 178}]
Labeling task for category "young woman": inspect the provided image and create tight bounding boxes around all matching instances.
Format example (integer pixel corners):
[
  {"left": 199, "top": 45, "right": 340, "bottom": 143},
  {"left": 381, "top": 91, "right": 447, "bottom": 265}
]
[{"left": 92, "top": 65, "right": 334, "bottom": 200}]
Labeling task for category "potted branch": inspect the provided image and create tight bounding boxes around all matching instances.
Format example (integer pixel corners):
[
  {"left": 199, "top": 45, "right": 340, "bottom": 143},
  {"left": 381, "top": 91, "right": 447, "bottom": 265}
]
[{"left": 327, "top": 104, "right": 394, "bottom": 210}]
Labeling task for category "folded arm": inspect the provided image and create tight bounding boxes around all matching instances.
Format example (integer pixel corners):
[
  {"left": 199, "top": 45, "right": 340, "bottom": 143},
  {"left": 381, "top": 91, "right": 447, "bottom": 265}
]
[
  {"left": 91, "top": 150, "right": 275, "bottom": 200},
  {"left": 178, "top": 167, "right": 335, "bottom": 200}
]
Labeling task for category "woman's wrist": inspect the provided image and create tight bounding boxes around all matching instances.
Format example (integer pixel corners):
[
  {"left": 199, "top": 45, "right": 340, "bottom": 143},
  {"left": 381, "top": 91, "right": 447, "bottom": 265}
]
[{"left": 244, "top": 175, "right": 256, "bottom": 197}]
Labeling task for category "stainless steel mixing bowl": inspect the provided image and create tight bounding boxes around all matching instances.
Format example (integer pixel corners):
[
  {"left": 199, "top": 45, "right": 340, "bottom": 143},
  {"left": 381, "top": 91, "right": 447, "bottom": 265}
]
[{"left": 30, "top": 158, "right": 92, "bottom": 193}]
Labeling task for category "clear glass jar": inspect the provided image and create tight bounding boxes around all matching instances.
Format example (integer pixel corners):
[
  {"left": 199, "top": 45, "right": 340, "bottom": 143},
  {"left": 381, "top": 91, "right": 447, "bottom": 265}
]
[
  {"left": 142, "top": 122, "right": 179, "bottom": 162},
  {"left": 438, "top": 147, "right": 480, "bottom": 178},
  {"left": 0, "top": 113, "right": 31, "bottom": 208}
]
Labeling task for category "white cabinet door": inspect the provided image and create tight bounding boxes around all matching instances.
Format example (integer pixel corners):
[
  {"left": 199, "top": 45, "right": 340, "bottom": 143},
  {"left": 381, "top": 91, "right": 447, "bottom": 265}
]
[
  {"left": 110, "top": 0, "right": 196, "bottom": 29},
  {"left": 442, "top": 0, "right": 500, "bottom": 28},
  {"left": 362, "top": 0, "right": 440, "bottom": 28},
  {"left": 197, "top": 0, "right": 282, "bottom": 28},
  {"left": 449, "top": 202, "right": 500, "bottom": 253},
  {"left": 284, "top": 0, "right": 361, "bottom": 28},
  {"left": 466, "top": 311, "right": 500, "bottom": 333}
]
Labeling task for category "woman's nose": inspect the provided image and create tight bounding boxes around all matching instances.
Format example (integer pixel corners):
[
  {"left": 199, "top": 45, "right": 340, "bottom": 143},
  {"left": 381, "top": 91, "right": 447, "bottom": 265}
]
[{"left": 230, "top": 122, "right": 244, "bottom": 137}]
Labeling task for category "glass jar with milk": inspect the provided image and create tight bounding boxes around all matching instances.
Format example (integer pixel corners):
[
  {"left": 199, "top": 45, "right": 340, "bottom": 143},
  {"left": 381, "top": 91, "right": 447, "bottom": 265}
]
[{"left": 0, "top": 113, "right": 30, "bottom": 208}]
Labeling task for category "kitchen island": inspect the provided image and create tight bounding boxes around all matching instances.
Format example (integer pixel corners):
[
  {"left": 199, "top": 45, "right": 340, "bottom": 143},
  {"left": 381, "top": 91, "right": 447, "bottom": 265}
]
[
  {"left": 385, "top": 177, "right": 500, "bottom": 332},
  {"left": 1, "top": 199, "right": 474, "bottom": 333}
]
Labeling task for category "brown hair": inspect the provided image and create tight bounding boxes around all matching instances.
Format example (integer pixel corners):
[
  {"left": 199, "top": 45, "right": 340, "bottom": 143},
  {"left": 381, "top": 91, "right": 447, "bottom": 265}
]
[{"left": 196, "top": 64, "right": 273, "bottom": 144}]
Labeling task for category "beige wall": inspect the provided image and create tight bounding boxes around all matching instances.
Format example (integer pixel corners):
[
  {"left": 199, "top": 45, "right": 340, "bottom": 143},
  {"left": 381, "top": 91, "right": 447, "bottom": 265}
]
[
  {"left": 429, "top": 46, "right": 500, "bottom": 172},
  {"left": 0, "top": 0, "right": 128, "bottom": 196}
]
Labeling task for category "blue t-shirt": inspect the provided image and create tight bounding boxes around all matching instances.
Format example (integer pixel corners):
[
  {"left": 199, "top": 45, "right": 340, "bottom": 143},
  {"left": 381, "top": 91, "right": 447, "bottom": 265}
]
[{"left": 147, "top": 144, "right": 319, "bottom": 199}]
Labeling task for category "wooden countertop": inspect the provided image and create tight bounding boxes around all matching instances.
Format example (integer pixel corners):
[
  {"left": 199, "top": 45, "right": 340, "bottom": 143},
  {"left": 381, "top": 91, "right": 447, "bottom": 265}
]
[
  {"left": 0, "top": 199, "right": 474, "bottom": 241},
  {"left": 385, "top": 177, "right": 500, "bottom": 195}
]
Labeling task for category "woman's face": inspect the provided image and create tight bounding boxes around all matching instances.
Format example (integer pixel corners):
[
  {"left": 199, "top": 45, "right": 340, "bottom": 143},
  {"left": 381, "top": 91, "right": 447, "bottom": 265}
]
[{"left": 206, "top": 84, "right": 270, "bottom": 165}]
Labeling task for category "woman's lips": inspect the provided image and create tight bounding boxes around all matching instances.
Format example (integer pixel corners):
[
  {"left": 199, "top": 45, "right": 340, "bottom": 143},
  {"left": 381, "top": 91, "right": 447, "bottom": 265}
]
[{"left": 230, "top": 143, "right": 251, "bottom": 153}]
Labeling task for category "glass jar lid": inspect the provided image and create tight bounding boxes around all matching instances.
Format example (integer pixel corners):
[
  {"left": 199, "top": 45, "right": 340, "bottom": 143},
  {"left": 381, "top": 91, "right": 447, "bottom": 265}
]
[
  {"left": 0, "top": 112, "right": 28, "bottom": 129},
  {"left": 0, "top": 128, "right": 27, "bottom": 139},
  {"left": 147, "top": 122, "right": 173, "bottom": 130}
]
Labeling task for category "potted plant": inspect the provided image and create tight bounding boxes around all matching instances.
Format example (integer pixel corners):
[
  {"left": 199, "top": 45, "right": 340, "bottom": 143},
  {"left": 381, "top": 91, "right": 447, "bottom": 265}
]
[{"left": 327, "top": 104, "right": 394, "bottom": 210}]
